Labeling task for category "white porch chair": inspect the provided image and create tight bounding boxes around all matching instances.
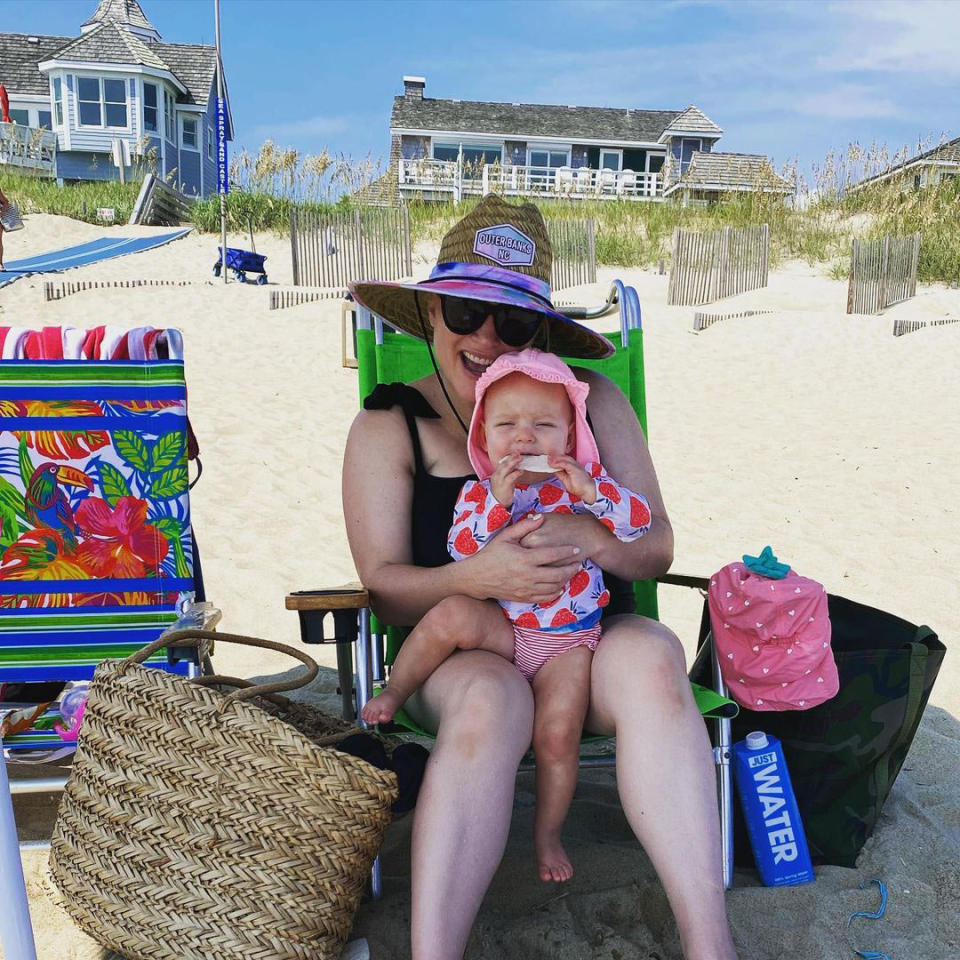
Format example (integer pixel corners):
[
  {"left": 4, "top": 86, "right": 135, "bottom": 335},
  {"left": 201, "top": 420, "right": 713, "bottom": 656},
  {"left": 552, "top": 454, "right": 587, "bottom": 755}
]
[
  {"left": 575, "top": 167, "right": 594, "bottom": 194},
  {"left": 555, "top": 166, "right": 575, "bottom": 195},
  {"left": 599, "top": 167, "right": 617, "bottom": 194},
  {"left": 617, "top": 169, "right": 637, "bottom": 197}
]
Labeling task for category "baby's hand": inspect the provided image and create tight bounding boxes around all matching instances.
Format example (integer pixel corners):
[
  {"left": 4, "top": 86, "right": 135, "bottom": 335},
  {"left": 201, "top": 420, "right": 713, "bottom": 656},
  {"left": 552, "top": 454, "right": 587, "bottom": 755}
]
[
  {"left": 547, "top": 455, "right": 596, "bottom": 504},
  {"left": 491, "top": 453, "right": 523, "bottom": 507}
]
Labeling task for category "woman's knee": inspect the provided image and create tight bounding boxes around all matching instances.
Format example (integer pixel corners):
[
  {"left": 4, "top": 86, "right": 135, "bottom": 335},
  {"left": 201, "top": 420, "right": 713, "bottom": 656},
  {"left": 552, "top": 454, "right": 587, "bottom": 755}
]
[
  {"left": 431, "top": 655, "right": 534, "bottom": 759},
  {"left": 595, "top": 619, "right": 690, "bottom": 710}
]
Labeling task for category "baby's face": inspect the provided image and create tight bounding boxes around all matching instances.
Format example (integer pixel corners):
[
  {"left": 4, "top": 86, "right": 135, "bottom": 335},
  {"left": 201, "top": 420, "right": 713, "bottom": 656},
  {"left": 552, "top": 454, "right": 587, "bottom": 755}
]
[{"left": 482, "top": 373, "right": 574, "bottom": 466}]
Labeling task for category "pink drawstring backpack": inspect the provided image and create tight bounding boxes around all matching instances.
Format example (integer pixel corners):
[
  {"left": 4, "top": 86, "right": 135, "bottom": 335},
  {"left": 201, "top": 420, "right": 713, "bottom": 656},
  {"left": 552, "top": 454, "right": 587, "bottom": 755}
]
[{"left": 708, "top": 547, "right": 839, "bottom": 711}]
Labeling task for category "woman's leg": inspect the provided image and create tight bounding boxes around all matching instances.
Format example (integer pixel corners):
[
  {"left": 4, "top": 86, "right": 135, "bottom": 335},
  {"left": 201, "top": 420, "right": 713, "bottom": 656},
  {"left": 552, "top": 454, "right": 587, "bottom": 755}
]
[
  {"left": 586, "top": 615, "right": 738, "bottom": 960},
  {"left": 361, "top": 596, "right": 513, "bottom": 724},
  {"left": 530, "top": 645, "right": 593, "bottom": 882},
  {"left": 405, "top": 650, "right": 534, "bottom": 960}
]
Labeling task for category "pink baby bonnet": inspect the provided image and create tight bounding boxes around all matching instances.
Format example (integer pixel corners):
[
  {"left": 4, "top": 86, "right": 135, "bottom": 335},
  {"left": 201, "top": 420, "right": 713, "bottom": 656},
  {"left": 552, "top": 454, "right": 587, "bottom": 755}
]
[
  {"left": 708, "top": 555, "right": 839, "bottom": 711},
  {"left": 467, "top": 348, "right": 599, "bottom": 480}
]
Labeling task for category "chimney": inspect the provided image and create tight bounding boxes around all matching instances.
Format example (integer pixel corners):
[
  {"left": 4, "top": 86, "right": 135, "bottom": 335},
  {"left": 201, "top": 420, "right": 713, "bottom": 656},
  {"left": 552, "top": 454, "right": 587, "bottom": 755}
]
[{"left": 403, "top": 76, "right": 426, "bottom": 100}]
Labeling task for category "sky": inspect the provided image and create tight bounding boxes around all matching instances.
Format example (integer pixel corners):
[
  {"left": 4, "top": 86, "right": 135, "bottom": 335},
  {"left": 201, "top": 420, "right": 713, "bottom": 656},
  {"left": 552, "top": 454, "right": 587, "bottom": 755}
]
[{"left": 3, "top": 0, "right": 958, "bottom": 187}]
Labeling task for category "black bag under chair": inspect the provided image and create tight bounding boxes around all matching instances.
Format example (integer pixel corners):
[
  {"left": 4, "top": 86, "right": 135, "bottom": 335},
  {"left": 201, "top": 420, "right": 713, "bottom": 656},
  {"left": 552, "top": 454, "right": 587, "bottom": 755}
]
[{"left": 690, "top": 593, "right": 945, "bottom": 868}]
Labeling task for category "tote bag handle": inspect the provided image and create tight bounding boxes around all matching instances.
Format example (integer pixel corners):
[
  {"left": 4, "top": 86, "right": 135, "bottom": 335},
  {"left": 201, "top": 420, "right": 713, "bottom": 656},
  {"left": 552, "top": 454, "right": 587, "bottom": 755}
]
[{"left": 121, "top": 628, "right": 320, "bottom": 709}]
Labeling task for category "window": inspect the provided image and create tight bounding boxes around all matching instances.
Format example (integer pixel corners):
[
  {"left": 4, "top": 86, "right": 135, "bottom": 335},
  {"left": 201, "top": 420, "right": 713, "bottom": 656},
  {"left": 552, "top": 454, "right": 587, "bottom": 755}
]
[
  {"left": 181, "top": 116, "right": 198, "bottom": 150},
  {"left": 143, "top": 82, "right": 158, "bottom": 132},
  {"left": 600, "top": 150, "right": 622, "bottom": 171},
  {"left": 529, "top": 149, "right": 569, "bottom": 169},
  {"left": 8, "top": 109, "right": 29, "bottom": 125},
  {"left": 207, "top": 124, "right": 214, "bottom": 161},
  {"left": 38, "top": 111, "right": 52, "bottom": 130},
  {"left": 432, "top": 143, "right": 502, "bottom": 168},
  {"left": 432, "top": 143, "right": 459, "bottom": 162},
  {"left": 164, "top": 90, "right": 175, "bottom": 142},
  {"left": 671, "top": 137, "right": 702, "bottom": 173},
  {"left": 53, "top": 77, "right": 64, "bottom": 126},
  {"left": 77, "top": 76, "right": 127, "bottom": 127}
]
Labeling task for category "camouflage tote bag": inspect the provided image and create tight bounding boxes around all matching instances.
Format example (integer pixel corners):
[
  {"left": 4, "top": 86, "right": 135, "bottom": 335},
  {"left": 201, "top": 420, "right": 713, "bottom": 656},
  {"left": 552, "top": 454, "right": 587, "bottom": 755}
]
[{"left": 690, "top": 593, "right": 945, "bottom": 867}]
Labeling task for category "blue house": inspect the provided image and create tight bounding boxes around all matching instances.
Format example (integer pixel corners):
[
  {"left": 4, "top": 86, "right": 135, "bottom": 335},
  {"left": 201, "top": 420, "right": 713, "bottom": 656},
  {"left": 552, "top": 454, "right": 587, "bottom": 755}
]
[{"left": 0, "top": 0, "right": 232, "bottom": 196}]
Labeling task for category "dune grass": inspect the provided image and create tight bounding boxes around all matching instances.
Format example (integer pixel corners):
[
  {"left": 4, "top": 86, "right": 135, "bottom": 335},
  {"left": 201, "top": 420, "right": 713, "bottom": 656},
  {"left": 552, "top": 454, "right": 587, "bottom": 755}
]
[{"left": 7, "top": 138, "right": 960, "bottom": 282}]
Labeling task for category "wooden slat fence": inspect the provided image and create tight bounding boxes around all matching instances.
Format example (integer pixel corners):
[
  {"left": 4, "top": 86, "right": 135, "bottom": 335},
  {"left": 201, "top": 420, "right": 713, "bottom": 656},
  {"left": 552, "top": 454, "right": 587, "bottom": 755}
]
[
  {"left": 44, "top": 278, "right": 198, "bottom": 301},
  {"left": 668, "top": 224, "right": 769, "bottom": 306},
  {"left": 692, "top": 309, "right": 772, "bottom": 332},
  {"left": 290, "top": 206, "right": 412, "bottom": 289},
  {"left": 892, "top": 316, "right": 959, "bottom": 337},
  {"left": 847, "top": 233, "right": 921, "bottom": 315},
  {"left": 547, "top": 218, "right": 596, "bottom": 291},
  {"left": 129, "top": 174, "right": 192, "bottom": 225}
]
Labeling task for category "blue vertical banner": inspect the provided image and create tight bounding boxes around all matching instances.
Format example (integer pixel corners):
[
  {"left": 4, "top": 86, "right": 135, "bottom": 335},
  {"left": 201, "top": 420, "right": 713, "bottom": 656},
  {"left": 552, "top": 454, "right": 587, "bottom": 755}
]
[{"left": 216, "top": 96, "right": 228, "bottom": 195}]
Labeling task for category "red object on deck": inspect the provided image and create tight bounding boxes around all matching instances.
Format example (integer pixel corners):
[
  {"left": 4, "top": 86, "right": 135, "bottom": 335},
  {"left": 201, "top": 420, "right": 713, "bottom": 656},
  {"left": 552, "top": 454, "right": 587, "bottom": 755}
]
[{"left": 0, "top": 85, "right": 11, "bottom": 123}]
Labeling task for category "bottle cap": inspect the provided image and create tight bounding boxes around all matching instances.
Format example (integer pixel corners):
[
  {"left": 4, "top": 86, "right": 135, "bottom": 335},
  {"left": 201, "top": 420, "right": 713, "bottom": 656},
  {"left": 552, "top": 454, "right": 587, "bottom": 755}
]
[{"left": 746, "top": 731, "right": 769, "bottom": 750}]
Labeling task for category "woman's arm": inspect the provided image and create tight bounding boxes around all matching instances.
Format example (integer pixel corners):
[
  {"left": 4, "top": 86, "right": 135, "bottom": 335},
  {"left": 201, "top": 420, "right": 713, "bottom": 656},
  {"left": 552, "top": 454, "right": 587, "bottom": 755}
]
[
  {"left": 343, "top": 407, "right": 584, "bottom": 626},
  {"left": 519, "top": 370, "right": 674, "bottom": 582}
]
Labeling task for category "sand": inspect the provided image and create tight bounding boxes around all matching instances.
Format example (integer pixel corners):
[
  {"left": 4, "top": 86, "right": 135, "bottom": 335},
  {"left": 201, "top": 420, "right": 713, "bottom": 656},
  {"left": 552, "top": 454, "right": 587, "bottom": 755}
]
[{"left": 1, "top": 213, "right": 957, "bottom": 959}]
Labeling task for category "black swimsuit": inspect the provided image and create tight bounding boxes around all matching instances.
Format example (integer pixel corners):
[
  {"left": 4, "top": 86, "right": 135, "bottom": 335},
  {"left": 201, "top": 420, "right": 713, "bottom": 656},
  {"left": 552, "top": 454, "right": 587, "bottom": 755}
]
[{"left": 363, "top": 382, "right": 635, "bottom": 617}]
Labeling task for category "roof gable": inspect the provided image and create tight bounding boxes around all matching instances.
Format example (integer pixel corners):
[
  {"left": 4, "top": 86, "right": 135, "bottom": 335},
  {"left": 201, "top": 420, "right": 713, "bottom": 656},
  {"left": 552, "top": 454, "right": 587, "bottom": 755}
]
[
  {"left": 660, "top": 105, "right": 723, "bottom": 138},
  {"left": 392, "top": 96, "right": 692, "bottom": 143},
  {"left": 50, "top": 19, "right": 168, "bottom": 70},
  {"left": 152, "top": 41, "right": 218, "bottom": 106}
]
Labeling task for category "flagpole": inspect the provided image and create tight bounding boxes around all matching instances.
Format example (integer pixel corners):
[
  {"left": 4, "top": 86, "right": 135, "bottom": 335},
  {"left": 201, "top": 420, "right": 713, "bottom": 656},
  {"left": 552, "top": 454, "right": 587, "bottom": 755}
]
[{"left": 215, "top": 0, "right": 227, "bottom": 283}]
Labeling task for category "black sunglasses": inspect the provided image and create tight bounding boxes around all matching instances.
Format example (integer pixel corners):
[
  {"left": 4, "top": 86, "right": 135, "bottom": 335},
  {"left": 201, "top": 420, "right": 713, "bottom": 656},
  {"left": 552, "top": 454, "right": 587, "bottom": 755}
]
[{"left": 440, "top": 296, "right": 543, "bottom": 347}]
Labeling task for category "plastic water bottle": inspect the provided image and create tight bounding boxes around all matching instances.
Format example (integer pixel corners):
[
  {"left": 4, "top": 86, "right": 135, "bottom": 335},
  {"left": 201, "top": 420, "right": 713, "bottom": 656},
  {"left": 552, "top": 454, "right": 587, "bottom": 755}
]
[{"left": 732, "top": 731, "right": 815, "bottom": 886}]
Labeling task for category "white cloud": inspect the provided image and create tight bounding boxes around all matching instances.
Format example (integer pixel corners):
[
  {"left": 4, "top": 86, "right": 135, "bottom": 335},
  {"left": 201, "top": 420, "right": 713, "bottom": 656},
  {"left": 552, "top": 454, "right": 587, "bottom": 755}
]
[{"left": 792, "top": 85, "right": 903, "bottom": 120}]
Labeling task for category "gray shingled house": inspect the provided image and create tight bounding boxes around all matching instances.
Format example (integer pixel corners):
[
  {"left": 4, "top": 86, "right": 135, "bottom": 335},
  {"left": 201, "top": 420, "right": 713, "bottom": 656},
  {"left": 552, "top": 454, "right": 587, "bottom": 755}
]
[
  {"left": 849, "top": 136, "right": 960, "bottom": 193},
  {"left": 383, "top": 76, "right": 788, "bottom": 205},
  {"left": 0, "top": 0, "right": 232, "bottom": 196}
]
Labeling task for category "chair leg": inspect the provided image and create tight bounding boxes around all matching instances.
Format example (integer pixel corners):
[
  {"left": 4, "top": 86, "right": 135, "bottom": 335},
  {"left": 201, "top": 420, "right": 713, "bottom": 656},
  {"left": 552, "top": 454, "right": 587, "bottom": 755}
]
[
  {"left": 0, "top": 748, "right": 38, "bottom": 960},
  {"left": 354, "top": 607, "right": 385, "bottom": 900},
  {"left": 709, "top": 633, "right": 734, "bottom": 889}
]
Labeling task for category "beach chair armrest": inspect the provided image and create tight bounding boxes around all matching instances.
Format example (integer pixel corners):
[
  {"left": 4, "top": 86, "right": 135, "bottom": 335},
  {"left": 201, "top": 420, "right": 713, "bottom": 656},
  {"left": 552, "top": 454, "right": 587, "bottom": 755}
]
[{"left": 286, "top": 585, "right": 372, "bottom": 720}]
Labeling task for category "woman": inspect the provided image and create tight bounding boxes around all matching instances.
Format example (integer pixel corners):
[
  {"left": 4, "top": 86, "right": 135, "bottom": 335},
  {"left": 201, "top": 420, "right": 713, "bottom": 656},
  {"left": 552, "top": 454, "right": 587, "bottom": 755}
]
[{"left": 344, "top": 195, "right": 738, "bottom": 960}]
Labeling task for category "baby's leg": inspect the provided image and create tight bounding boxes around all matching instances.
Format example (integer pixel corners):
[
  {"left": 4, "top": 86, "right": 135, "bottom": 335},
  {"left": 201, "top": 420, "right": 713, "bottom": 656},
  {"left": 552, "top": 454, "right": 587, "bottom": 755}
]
[
  {"left": 361, "top": 596, "right": 514, "bottom": 724},
  {"left": 530, "top": 645, "right": 593, "bottom": 882}
]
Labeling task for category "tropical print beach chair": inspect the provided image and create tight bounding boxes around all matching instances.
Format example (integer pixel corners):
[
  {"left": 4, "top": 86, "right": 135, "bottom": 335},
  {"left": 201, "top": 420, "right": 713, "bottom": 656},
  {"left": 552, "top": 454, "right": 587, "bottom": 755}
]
[
  {"left": 0, "top": 325, "right": 206, "bottom": 754},
  {"left": 286, "top": 283, "right": 739, "bottom": 895}
]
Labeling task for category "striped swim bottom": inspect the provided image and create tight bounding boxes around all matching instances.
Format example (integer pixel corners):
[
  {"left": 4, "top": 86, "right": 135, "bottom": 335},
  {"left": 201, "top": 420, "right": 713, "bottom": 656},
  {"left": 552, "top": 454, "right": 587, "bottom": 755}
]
[{"left": 512, "top": 623, "right": 603, "bottom": 682}]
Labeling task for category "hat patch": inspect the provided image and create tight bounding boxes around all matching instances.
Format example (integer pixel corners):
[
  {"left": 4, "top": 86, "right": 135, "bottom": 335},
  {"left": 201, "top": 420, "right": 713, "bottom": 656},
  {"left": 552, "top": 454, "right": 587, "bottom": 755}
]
[{"left": 474, "top": 224, "right": 535, "bottom": 266}]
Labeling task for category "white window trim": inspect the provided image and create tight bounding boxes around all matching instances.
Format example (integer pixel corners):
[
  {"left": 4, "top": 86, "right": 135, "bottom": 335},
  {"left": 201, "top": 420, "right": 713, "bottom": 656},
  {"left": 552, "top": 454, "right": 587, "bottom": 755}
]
[
  {"left": 430, "top": 138, "right": 503, "bottom": 162},
  {"left": 74, "top": 73, "right": 130, "bottom": 131},
  {"left": 599, "top": 148, "right": 623, "bottom": 171},
  {"left": 180, "top": 114, "right": 199, "bottom": 151},
  {"left": 52, "top": 77, "right": 64, "bottom": 127},
  {"left": 206, "top": 124, "right": 214, "bottom": 161},
  {"left": 164, "top": 90, "right": 176, "bottom": 143}
]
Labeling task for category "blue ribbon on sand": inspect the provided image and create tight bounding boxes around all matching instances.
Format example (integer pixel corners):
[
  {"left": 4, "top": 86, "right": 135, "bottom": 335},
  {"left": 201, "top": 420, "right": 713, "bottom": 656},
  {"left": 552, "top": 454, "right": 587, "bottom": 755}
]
[
  {"left": 742, "top": 545, "right": 791, "bottom": 580},
  {"left": 848, "top": 878, "right": 890, "bottom": 960}
]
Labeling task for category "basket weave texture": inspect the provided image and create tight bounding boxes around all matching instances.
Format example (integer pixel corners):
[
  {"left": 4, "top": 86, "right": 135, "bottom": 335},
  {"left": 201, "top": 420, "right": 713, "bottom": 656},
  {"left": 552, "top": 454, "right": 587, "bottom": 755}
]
[{"left": 48, "top": 654, "right": 398, "bottom": 960}]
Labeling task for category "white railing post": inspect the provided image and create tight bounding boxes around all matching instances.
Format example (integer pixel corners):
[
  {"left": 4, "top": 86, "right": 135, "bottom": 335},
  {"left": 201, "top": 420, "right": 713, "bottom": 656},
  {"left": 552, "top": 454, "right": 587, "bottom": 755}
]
[{"left": 482, "top": 164, "right": 489, "bottom": 195}]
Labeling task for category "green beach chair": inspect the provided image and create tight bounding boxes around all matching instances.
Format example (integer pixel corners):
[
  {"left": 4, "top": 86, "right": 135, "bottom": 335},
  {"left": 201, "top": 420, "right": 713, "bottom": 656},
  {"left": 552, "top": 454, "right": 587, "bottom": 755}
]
[{"left": 287, "top": 282, "right": 738, "bottom": 896}]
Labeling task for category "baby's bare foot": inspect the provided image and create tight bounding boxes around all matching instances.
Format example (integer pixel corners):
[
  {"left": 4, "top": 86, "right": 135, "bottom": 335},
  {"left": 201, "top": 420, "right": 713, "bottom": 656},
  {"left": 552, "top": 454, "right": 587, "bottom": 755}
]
[
  {"left": 360, "top": 688, "right": 403, "bottom": 725},
  {"left": 535, "top": 833, "right": 574, "bottom": 883}
]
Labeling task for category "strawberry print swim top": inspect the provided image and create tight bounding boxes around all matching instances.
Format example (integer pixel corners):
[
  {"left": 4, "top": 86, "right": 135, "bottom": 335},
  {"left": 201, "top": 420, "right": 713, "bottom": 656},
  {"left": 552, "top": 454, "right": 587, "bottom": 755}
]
[{"left": 447, "top": 463, "right": 651, "bottom": 632}]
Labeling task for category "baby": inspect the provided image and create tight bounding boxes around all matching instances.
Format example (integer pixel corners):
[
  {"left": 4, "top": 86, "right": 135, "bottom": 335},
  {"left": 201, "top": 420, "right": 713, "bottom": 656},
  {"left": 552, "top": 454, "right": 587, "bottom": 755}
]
[{"left": 361, "top": 348, "right": 651, "bottom": 881}]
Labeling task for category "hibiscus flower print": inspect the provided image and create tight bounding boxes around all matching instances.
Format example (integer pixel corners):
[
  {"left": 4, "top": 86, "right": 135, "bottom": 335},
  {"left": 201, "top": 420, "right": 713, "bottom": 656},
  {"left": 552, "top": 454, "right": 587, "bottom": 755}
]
[{"left": 74, "top": 497, "right": 169, "bottom": 578}]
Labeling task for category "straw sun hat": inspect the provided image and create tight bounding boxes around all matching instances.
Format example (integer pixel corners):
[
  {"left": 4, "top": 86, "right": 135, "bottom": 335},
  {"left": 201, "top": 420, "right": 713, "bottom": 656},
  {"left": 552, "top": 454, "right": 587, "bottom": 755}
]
[{"left": 348, "top": 194, "right": 614, "bottom": 360}]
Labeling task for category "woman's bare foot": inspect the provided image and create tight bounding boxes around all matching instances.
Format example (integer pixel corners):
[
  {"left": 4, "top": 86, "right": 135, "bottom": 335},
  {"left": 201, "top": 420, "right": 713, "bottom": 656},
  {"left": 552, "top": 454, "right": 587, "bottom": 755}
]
[
  {"left": 535, "top": 829, "right": 574, "bottom": 882},
  {"left": 360, "top": 687, "right": 405, "bottom": 725}
]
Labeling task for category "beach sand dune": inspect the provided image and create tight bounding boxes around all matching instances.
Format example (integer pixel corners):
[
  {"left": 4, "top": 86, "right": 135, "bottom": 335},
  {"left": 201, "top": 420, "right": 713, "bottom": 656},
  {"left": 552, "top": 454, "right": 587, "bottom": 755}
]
[{"left": 2, "top": 216, "right": 957, "bottom": 958}]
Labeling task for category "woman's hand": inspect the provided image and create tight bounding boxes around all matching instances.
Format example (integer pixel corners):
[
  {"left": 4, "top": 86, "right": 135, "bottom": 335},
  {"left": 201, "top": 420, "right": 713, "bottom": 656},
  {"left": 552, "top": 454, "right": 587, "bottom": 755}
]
[
  {"left": 459, "top": 513, "right": 583, "bottom": 605},
  {"left": 517, "top": 511, "right": 606, "bottom": 560}
]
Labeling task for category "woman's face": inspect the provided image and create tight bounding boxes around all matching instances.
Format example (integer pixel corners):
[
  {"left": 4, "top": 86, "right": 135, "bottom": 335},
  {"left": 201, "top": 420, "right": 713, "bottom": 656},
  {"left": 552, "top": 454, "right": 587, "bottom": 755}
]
[{"left": 428, "top": 295, "right": 540, "bottom": 406}]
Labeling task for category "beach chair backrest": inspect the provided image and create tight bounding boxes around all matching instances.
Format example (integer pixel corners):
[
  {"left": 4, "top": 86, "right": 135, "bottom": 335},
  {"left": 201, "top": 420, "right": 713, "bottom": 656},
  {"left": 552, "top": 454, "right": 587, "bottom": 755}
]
[
  {"left": 0, "top": 348, "right": 196, "bottom": 688},
  {"left": 353, "top": 281, "right": 658, "bottom": 643}
]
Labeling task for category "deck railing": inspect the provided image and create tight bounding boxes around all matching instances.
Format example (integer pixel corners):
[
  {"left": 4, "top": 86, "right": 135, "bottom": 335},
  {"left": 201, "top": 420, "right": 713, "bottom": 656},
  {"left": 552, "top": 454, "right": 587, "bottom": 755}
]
[
  {"left": 0, "top": 123, "right": 57, "bottom": 177},
  {"left": 398, "top": 158, "right": 661, "bottom": 201}
]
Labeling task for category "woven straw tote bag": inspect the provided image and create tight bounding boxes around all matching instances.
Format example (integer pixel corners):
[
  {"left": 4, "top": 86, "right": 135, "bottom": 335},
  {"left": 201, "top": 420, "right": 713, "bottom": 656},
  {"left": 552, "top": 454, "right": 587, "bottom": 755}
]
[{"left": 48, "top": 629, "right": 398, "bottom": 960}]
